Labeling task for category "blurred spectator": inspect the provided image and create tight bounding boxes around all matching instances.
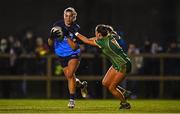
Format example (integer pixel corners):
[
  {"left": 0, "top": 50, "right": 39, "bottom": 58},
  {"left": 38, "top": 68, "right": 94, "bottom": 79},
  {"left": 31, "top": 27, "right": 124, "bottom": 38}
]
[
  {"left": 0, "top": 38, "right": 9, "bottom": 54},
  {"left": 140, "top": 39, "right": 152, "bottom": 74},
  {"left": 10, "top": 38, "right": 26, "bottom": 98},
  {"left": 22, "top": 30, "right": 35, "bottom": 54},
  {"left": 35, "top": 37, "right": 49, "bottom": 57},
  {"left": 22, "top": 30, "right": 36, "bottom": 75},
  {"left": 139, "top": 39, "right": 159, "bottom": 98},
  {"left": 128, "top": 43, "right": 142, "bottom": 74},
  {"left": 9, "top": 39, "right": 23, "bottom": 74},
  {"left": 0, "top": 38, "right": 10, "bottom": 74},
  {"left": 151, "top": 42, "right": 163, "bottom": 54},
  {"left": 0, "top": 38, "right": 11, "bottom": 98},
  {"left": 127, "top": 43, "right": 142, "bottom": 99},
  {"left": 7, "top": 36, "right": 22, "bottom": 74},
  {"left": 165, "top": 41, "right": 180, "bottom": 98},
  {"left": 8, "top": 35, "right": 15, "bottom": 49},
  {"left": 140, "top": 40, "right": 161, "bottom": 75},
  {"left": 167, "top": 41, "right": 180, "bottom": 53},
  {"left": 35, "top": 37, "right": 49, "bottom": 75},
  {"left": 165, "top": 41, "right": 180, "bottom": 75},
  {"left": 150, "top": 42, "right": 162, "bottom": 75}
]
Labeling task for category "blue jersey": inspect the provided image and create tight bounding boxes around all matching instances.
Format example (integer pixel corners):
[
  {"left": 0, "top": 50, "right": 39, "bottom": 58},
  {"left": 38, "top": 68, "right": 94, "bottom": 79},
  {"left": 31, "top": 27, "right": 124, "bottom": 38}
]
[
  {"left": 117, "top": 38, "right": 127, "bottom": 53},
  {"left": 112, "top": 34, "right": 128, "bottom": 53},
  {"left": 52, "top": 20, "right": 80, "bottom": 57}
]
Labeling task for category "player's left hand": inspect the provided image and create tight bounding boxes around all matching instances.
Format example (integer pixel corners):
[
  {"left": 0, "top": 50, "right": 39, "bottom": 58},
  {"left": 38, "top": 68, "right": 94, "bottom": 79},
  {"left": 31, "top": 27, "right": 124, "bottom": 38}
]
[{"left": 55, "top": 30, "right": 62, "bottom": 38}]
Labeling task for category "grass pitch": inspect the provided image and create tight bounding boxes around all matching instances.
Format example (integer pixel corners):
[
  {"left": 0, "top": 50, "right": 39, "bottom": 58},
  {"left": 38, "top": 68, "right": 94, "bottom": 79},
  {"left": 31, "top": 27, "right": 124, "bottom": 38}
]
[{"left": 0, "top": 99, "right": 180, "bottom": 113}]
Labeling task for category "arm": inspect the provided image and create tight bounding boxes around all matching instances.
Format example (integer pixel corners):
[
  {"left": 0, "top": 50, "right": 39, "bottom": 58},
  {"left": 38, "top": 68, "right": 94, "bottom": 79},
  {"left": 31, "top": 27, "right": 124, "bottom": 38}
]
[
  {"left": 75, "top": 33, "right": 98, "bottom": 47},
  {"left": 62, "top": 27, "right": 79, "bottom": 50},
  {"left": 48, "top": 38, "right": 54, "bottom": 47},
  {"left": 48, "top": 27, "right": 57, "bottom": 47},
  {"left": 89, "top": 37, "right": 98, "bottom": 41},
  {"left": 67, "top": 37, "right": 79, "bottom": 50},
  {"left": 47, "top": 38, "right": 54, "bottom": 53}
]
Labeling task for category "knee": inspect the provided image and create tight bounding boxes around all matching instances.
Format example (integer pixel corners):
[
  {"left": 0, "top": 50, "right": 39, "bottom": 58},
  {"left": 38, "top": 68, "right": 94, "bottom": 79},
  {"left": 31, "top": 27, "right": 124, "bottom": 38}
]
[
  {"left": 64, "top": 71, "right": 74, "bottom": 80},
  {"left": 108, "top": 84, "right": 116, "bottom": 91},
  {"left": 102, "top": 80, "right": 109, "bottom": 88}
]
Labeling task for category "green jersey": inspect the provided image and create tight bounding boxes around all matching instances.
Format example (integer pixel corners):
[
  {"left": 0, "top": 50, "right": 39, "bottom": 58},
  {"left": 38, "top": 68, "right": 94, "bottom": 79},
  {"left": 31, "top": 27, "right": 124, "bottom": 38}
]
[{"left": 95, "top": 35, "right": 131, "bottom": 74}]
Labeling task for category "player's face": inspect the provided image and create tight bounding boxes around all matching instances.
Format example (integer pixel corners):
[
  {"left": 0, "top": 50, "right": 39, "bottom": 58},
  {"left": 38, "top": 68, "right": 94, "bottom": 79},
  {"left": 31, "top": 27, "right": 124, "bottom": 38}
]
[
  {"left": 95, "top": 31, "right": 101, "bottom": 39},
  {"left": 64, "top": 11, "right": 74, "bottom": 26}
]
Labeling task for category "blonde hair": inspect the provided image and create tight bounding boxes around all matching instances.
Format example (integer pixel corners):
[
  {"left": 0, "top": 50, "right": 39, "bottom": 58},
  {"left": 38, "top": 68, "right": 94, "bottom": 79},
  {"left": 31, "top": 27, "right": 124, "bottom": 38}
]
[{"left": 64, "top": 7, "right": 77, "bottom": 22}]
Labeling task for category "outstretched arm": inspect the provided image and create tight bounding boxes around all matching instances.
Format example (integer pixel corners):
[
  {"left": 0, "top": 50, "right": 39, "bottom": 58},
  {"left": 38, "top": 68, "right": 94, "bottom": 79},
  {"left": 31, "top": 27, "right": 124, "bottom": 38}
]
[
  {"left": 75, "top": 32, "right": 98, "bottom": 47},
  {"left": 67, "top": 37, "right": 79, "bottom": 50},
  {"left": 89, "top": 37, "right": 98, "bottom": 41}
]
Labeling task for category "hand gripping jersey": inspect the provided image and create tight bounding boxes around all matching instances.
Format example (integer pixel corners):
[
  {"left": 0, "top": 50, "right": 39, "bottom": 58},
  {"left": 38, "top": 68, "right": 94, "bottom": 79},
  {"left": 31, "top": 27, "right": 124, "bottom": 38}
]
[
  {"left": 95, "top": 35, "right": 131, "bottom": 74},
  {"left": 53, "top": 20, "right": 80, "bottom": 57}
]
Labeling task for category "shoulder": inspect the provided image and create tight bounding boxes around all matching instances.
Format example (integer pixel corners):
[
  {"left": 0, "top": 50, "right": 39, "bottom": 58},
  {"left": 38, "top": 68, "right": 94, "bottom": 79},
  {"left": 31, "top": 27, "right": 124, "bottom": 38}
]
[
  {"left": 74, "top": 23, "right": 80, "bottom": 29},
  {"left": 53, "top": 20, "right": 65, "bottom": 27},
  {"left": 95, "top": 38, "right": 106, "bottom": 48},
  {"left": 69, "top": 23, "right": 80, "bottom": 32}
]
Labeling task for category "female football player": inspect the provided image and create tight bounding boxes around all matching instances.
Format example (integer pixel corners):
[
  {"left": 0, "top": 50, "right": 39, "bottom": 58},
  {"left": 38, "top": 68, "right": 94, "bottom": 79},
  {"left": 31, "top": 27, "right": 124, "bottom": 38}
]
[
  {"left": 105, "top": 25, "right": 132, "bottom": 99},
  {"left": 73, "top": 24, "right": 132, "bottom": 109},
  {"left": 48, "top": 7, "right": 88, "bottom": 108}
]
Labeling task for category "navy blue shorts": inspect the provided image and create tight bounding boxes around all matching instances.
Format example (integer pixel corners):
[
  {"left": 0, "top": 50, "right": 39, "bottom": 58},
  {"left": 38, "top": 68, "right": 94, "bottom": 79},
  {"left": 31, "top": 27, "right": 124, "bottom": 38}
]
[{"left": 58, "top": 53, "right": 81, "bottom": 68}]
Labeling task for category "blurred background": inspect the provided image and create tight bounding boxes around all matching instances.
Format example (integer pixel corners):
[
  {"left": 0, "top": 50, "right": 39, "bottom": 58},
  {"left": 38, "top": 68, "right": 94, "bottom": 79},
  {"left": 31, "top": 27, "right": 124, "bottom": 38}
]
[{"left": 0, "top": 0, "right": 180, "bottom": 99}]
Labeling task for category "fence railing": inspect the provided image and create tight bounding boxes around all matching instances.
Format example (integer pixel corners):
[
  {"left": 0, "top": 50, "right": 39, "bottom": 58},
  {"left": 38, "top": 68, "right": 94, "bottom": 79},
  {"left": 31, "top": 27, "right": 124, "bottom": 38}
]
[{"left": 0, "top": 53, "right": 180, "bottom": 98}]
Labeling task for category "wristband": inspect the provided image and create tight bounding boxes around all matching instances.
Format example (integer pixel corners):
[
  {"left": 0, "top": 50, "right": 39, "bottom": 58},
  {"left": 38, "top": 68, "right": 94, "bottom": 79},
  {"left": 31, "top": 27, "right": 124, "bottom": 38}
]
[{"left": 75, "top": 32, "right": 79, "bottom": 36}]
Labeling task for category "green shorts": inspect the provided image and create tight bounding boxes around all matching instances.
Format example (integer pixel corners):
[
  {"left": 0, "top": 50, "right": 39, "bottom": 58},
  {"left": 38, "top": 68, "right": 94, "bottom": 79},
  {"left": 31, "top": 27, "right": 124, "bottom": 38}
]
[{"left": 113, "top": 61, "right": 131, "bottom": 74}]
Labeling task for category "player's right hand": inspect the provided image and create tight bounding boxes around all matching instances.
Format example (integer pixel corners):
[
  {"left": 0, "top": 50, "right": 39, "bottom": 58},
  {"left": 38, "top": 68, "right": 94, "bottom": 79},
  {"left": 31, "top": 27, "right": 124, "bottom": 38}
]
[{"left": 50, "top": 29, "right": 61, "bottom": 38}]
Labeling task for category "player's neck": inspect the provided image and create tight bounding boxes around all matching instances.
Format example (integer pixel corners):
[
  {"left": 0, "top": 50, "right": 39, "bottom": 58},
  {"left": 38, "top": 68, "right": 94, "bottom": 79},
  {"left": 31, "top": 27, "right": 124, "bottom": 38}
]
[{"left": 65, "top": 22, "right": 72, "bottom": 27}]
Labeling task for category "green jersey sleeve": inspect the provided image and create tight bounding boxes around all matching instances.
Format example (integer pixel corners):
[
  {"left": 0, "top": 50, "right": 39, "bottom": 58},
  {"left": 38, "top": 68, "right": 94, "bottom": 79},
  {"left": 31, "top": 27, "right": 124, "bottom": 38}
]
[{"left": 95, "top": 38, "right": 105, "bottom": 48}]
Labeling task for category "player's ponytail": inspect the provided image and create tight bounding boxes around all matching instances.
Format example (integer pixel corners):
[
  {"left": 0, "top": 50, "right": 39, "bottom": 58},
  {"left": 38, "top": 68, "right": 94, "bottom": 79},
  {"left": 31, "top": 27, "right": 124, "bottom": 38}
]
[{"left": 105, "top": 25, "right": 120, "bottom": 39}]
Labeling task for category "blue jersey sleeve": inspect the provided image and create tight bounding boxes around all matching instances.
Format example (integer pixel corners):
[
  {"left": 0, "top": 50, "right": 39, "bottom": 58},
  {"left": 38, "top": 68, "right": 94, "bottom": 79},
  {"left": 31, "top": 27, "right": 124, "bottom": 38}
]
[{"left": 117, "top": 38, "right": 128, "bottom": 53}]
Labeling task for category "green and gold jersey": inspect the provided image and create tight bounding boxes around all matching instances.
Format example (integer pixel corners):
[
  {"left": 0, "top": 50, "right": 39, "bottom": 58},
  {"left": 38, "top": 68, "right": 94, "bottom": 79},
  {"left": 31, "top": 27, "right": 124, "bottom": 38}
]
[{"left": 95, "top": 35, "right": 131, "bottom": 74}]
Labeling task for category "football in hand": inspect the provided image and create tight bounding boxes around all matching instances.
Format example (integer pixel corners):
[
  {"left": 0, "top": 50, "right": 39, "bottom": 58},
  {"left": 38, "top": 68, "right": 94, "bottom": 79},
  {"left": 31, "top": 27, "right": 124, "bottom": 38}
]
[{"left": 51, "top": 26, "right": 64, "bottom": 40}]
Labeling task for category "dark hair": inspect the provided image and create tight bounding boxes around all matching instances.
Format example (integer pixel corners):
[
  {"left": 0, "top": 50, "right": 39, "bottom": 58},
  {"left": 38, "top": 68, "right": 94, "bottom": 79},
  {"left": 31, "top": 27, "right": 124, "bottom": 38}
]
[
  {"left": 105, "top": 25, "right": 113, "bottom": 33},
  {"left": 105, "top": 25, "right": 118, "bottom": 35},
  {"left": 105, "top": 25, "right": 120, "bottom": 39},
  {"left": 95, "top": 24, "right": 108, "bottom": 37}
]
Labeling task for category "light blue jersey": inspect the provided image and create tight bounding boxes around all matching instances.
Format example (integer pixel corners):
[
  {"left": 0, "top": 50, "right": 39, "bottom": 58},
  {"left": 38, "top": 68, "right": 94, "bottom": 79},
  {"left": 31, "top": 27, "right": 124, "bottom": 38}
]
[
  {"left": 54, "top": 35, "right": 80, "bottom": 57},
  {"left": 53, "top": 20, "right": 80, "bottom": 57}
]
